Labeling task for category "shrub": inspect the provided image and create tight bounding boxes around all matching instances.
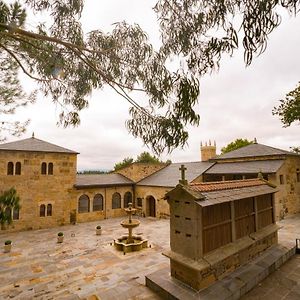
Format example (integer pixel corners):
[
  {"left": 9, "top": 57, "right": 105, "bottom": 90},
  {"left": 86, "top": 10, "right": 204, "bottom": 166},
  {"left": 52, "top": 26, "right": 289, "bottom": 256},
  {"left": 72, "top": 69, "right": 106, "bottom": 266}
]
[
  {"left": 57, "top": 232, "right": 64, "bottom": 236},
  {"left": 5, "top": 240, "right": 12, "bottom": 245}
]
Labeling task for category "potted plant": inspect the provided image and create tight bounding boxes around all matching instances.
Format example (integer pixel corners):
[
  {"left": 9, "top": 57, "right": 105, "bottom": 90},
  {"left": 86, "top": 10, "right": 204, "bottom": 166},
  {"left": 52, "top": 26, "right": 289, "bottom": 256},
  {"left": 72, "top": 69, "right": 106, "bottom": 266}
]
[
  {"left": 57, "top": 232, "right": 64, "bottom": 243},
  {"left": 4, "top": 240, "right": 12, "bottom": 253},
  {"left": 96, "top": 225, "right": 102, "bottom": 235}
]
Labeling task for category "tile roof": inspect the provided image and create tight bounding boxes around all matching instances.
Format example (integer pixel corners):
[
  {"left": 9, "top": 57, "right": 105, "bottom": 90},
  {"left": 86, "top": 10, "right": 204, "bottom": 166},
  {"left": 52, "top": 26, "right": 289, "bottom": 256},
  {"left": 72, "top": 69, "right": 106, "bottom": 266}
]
[
  {"left": 189, "top": 178, "right": 267, "bottom": 192},
  {"left": 212, "top": 143, "right": 297, "bottom": 161},
  {"left": 199, "top": 185, "right": 277, "bottom": 207},
  {"left": 137, "top": 161, "right": 214, "bottom": 187},
  {"left": 187, "top": 179, "right": 278, "bottom": 207},
  {"left": 75, "top": 173, "right": 134, "bottom": 188},
  {"left": 0, "top": 137, "right": 78, "bottom": 154},
  {"left": 204, "top": 160, "right": 284, "bottom": 174}
]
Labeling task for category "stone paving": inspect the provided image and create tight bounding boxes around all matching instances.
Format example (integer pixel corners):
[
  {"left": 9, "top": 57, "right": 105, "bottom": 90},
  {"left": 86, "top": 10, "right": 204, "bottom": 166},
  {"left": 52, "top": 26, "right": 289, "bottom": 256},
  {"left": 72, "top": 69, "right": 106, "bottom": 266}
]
[
  {"left": 0, "top": 214, "right": 300, "bottom": 300},
  {"left": 0, "top": 216, "right": 169, "bottom": 299}
]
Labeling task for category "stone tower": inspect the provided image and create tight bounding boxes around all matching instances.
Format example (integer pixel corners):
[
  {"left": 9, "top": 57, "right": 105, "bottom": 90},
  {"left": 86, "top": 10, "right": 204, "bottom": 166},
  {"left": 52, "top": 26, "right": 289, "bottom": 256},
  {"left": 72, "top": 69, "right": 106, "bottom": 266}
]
[{"left": 200, "top": 140, "right": 216, "bottom": 161}]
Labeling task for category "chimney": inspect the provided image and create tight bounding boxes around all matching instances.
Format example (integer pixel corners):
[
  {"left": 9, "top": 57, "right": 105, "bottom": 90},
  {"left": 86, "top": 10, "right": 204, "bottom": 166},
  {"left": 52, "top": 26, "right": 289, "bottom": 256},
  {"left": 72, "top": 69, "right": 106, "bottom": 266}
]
[{"left": 200, "top": 140, "right": 216, "bottom": 161}]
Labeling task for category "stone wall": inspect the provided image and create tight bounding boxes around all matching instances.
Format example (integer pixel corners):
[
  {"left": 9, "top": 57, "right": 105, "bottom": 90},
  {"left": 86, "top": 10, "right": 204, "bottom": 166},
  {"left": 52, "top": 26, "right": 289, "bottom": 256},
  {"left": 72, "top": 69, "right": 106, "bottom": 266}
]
[
  {"left": 116, "top": 163, "right": 167, "bottom": 182},
  {"left": 268, "top": 156, "right": 300, "bottom": 219},
  {"left": 71, "top": 185, "right": 134, "bottom": 223},
  {"left": 0, "top": 150, "right": 77, "bottom": 232},
  {"left": 135, "top": 185, "right": 171, "bottom": 218}
]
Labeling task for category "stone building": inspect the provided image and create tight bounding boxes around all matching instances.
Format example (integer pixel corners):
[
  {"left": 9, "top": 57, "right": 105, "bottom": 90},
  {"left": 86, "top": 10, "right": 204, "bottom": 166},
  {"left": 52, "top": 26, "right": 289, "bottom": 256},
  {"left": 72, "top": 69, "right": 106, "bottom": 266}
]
[
  {"left": 204, "top": 141, "right": 300, "bottom": 219},
  {"left": 164, "top": 178, "right": 278, "bottom": 290},
  {"left": 0, "top": 137, "right": 134, "bottom": 231},
  {"left": 0, "top": 136, "right": 299, "bottom": 232}
]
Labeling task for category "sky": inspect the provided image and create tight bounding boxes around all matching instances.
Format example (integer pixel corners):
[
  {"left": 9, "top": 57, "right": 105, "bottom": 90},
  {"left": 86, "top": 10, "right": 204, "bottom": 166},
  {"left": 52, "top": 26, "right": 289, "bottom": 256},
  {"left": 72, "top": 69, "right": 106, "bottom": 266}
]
[{"left": 4, "top": 0, "right": 300, "bottom": 170}]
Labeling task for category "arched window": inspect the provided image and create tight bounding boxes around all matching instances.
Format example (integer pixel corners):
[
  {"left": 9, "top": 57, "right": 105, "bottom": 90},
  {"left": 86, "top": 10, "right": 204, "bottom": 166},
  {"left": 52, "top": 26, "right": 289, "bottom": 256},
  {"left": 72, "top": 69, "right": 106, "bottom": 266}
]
[
  {"left": 41, "top": 162, "right": 47, "bottom": 175},
  {"left": 7, "top": 162, "right": 14, "bottom": 175},
  {"left": 78, "top": 194, "right": 90, "bottom": 213},
  {"left": 93, "top": 194, "right": 103, "bottom": 211},
  {"left": 124, "top": 191, "right": 133, "bottom": 208},
  {"left": 15, "top": 162, "right": 21, "bottom": 175},
  {"left": 40, "top": 204, "right": 46, "bottom": 217},
  {"left": 47, "top": 204, "right": 52, "bottom": 216},
  {"left": 48, "top": 163, "right": 53, "bottom": 175},
  {"left": 112, "top": 192, "right": 121, "bottom": 209}
]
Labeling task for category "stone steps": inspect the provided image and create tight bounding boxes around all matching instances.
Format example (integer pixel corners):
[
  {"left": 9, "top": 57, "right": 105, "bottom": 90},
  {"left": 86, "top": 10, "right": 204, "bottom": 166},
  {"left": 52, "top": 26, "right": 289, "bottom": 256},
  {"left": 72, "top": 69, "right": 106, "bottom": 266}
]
[{"left": 146, "top": 243, "right": 296, "bottom": 300}]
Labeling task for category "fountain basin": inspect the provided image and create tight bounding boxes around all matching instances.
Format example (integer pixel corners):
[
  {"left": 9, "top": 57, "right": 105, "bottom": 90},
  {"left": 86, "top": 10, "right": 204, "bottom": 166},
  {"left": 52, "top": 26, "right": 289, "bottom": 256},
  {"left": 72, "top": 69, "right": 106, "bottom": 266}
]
[
  {"left": 114, "top": 235, "right": 148, "bottom": 253},
  {"left": 121, "top": 219, "right": 140, "bottom": 229}
]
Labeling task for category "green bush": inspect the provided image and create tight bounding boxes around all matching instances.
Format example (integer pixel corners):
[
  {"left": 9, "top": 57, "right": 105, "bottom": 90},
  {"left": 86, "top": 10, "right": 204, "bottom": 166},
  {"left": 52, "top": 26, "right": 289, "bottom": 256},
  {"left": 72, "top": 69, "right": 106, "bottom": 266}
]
[
  {"left": 5, "top": 240, "right": 12, "bottom": 245},
  {"left": 57, "top": 232, "right": 64, "bottom": 236}
]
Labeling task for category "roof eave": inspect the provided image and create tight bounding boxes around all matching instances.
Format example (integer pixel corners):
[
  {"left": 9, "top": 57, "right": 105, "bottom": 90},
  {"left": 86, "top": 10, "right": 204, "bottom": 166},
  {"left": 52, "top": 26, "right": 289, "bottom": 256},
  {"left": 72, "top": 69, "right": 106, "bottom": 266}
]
[{"left": 74, "top": 183, "right": 134, "bottom": 189}]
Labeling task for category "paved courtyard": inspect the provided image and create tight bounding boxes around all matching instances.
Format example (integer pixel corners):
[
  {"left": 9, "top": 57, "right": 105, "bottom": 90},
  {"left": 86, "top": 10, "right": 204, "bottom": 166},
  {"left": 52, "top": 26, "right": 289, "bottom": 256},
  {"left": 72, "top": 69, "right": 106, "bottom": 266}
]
[
  {"left": 0, "top": 216, "right": 169, "bottom": 299},
  {"left": 0, "top": 214, "right": 300, "bottom": 300}
]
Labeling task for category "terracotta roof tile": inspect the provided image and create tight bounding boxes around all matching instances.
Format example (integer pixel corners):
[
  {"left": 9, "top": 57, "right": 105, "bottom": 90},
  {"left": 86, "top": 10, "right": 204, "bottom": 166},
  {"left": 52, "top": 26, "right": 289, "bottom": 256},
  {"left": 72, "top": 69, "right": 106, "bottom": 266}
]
[{"left": 189, "top": 178, "right": 267, "bottom": 192}]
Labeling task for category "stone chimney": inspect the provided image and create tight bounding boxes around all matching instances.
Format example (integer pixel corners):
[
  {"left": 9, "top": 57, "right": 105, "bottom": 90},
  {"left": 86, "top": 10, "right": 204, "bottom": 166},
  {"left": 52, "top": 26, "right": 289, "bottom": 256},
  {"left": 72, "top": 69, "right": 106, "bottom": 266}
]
[{"left": 200, "top": 140, "right": 216, "bottom": 161}]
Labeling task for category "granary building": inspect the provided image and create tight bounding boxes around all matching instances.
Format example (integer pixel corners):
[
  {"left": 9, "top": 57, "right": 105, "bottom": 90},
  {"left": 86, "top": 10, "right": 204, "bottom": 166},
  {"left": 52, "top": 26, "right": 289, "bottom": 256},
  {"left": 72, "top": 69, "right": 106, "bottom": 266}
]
[{"left": 164, "top": 178, "right": 279, "bottom": 290}]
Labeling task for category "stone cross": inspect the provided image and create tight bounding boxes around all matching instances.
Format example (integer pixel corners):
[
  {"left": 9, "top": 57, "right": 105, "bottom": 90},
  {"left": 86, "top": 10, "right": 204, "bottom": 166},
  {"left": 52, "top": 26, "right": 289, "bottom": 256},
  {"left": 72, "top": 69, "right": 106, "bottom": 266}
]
[{"left": 179, "top": 164, "right": 188, "bottom": 185}]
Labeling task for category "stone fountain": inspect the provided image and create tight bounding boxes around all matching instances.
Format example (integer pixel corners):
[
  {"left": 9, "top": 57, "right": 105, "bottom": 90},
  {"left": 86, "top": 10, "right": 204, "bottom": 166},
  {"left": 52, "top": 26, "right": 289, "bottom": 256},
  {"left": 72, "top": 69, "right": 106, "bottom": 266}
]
[{"left": 114, "top": 203, "right": 148, "bottom": 253}]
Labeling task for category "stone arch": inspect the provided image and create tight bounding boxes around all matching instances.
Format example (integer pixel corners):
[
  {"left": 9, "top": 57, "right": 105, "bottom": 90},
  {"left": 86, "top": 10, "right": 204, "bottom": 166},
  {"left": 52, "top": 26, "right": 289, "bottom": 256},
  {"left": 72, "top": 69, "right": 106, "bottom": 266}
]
[
  {"left": 78, "top": 194, "right": 90, "bottom": 213},
  {"left": 146, "top": 195, "right": 156, "bottom": 217},
  {"left": 93, "top": 194, "right": 103, "bottom": 211},
  {"left": 112, "top": 192, "right": 121, "bottom": 209},
  {"left": 124, "top": 191, "right": 133, "bottom": 208}
]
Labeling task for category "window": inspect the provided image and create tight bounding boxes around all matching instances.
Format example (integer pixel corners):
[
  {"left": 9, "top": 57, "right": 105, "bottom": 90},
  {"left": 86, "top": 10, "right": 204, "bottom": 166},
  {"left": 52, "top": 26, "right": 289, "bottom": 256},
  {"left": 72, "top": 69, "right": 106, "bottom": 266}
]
[
  {"left": 112, "top": 192, "right": 121, "bottom": 209},
  {"left": 5, "top": 207, "right": 11, "bottom": 218},
  {"left": 7, "top": 162, "right": 14, "bottom": 175},
  {"left": 279, "top": 175, "right": 284, "bottom": 185},
  {"left": 48, "top": 163, "right": 53, "bottom": 175},
  {"left": 78, "top": 194, "right": 90, "bottom": 213},
  {"left": 93, "top": 194, "right": 103, "bottom": 211},
  {"left": 137, "top": 197, "right": 143, "bottom": 207},
  {"left": 41, "top": 162, "right": 47, "bottom": 175},
  {"left": 15, "top": 162, "right": 21, "bottom": 175},
  {"left": 297, "top": 169, "right": 300, "bottom": 183},
  {"left": 40, "top": 204, "right": 46, "bottom": 217},
  {"left": 47, "top": 204, "right": 52, "bottom": 216},
  {"left": 124, "top": 191, "right": 133, "bottom": 208},
  {"left": 13, "top": 208, "right": 20, "bottom": 220}
]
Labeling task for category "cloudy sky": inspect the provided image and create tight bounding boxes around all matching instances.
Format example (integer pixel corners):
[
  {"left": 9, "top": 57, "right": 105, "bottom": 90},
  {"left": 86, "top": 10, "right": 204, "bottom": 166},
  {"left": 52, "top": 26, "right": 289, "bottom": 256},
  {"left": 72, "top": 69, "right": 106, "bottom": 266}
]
[{"left": 5, "top": 0, "right": 300, "bottom": 170}]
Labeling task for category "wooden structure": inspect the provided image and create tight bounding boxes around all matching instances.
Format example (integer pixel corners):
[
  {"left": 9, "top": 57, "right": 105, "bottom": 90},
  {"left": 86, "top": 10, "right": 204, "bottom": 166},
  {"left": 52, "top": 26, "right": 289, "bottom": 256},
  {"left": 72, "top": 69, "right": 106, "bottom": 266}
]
[{"left": 165, "top": 177, "right": 279, "bottom": 290}]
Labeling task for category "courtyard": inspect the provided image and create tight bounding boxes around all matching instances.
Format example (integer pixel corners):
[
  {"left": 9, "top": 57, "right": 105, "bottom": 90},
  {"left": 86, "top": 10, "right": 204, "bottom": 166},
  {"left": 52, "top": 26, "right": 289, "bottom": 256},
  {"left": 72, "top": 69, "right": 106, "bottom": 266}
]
[{"left": 0, "top": 215, "right": 300, "bottom": 299}]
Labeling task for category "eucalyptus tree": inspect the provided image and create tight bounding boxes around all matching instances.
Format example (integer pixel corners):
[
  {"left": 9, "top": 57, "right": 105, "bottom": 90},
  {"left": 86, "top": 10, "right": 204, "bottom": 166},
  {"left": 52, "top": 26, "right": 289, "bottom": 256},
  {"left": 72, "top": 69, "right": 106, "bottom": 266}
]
[
  {"left": 0, "top": 0, "right": 199, "bottom": 154},
  {"left": 0, "top": 1, "right": 299, "bottom": 154},
  {"left": 154, "top": 0, "right": 300, "bottom": 126}
]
